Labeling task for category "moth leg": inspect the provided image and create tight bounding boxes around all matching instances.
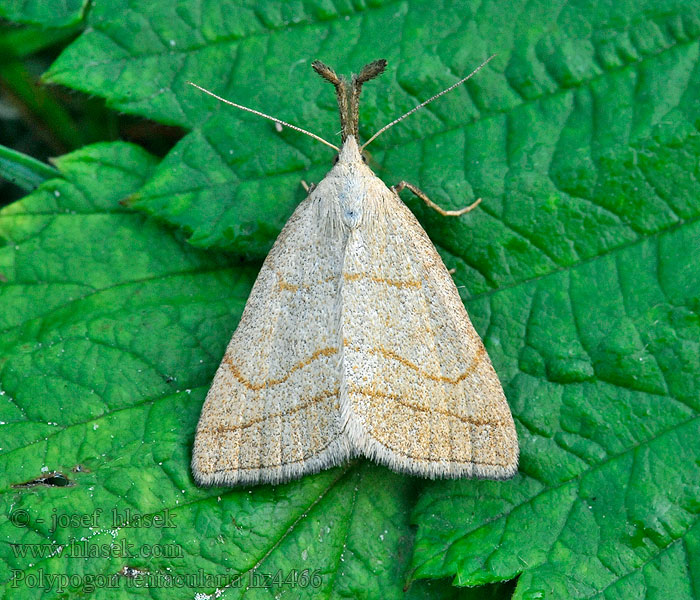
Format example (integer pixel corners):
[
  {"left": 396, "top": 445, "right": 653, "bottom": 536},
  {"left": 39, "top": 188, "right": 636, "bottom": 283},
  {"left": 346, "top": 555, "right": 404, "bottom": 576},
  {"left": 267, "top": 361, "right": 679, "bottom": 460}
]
[
  {"left": 300, "top": 180, "right": 316, "bottom": 194},
  {"left": 392, "top": 181, "right": 481, "bottom": 217}
]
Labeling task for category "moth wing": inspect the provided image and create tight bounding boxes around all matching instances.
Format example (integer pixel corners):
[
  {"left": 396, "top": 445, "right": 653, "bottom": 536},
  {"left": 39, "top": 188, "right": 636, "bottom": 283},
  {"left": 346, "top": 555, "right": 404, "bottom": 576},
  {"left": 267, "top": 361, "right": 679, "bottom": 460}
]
[
  {"left": 341, "top": 185, "right": 518, "bottom": 479},
  {"left": 192, "top": 194, "right": 351, "bottom": 486}
]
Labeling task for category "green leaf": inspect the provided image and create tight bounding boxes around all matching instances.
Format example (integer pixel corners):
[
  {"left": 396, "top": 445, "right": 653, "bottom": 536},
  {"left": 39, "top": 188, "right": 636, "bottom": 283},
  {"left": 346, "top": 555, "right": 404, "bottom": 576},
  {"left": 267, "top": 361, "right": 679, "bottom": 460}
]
[
  {"left": 4, "top": 1, "right": 700, "bottom": 599},
  {"left": 0, "top": 144, "right": 59, "bottom": 191},
  {"left": 0, "top": 0, "right": 87, "bottom": 28}
]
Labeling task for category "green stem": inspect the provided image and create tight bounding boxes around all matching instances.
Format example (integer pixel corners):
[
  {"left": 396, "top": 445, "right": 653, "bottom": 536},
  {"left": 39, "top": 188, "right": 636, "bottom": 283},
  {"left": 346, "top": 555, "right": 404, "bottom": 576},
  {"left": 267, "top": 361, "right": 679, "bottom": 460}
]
[{"left": 0, "top": 143, "right": 60, "bottom": 191}]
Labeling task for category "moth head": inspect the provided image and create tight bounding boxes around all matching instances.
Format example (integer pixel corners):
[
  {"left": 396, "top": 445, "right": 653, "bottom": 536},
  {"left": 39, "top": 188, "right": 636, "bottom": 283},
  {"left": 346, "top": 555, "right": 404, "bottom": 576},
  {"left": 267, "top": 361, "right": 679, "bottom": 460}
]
[{"left": 332, "top": 151, "right": 369, "bottom": 165}]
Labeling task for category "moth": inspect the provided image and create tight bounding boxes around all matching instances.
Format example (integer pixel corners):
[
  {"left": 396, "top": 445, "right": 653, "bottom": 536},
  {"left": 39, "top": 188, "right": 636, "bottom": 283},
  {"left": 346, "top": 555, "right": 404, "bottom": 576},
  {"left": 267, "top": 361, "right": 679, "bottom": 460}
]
[{"left": 189, "top": 57, "right": 518, "bottom": 486}]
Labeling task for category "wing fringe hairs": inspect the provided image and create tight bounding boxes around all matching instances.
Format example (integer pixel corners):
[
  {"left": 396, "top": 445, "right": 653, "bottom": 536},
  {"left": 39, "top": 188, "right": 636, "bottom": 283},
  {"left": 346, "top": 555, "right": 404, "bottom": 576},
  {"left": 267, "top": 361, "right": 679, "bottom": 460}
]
[{"left": 191, "top": 59, "right": 518, "bottom": 486}]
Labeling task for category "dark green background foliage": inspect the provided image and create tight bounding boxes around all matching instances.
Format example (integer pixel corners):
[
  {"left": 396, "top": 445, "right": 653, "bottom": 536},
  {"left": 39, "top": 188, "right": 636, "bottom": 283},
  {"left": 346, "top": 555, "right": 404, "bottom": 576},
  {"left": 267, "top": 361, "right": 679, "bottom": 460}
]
[{"left": 1, "top": 1, "right": 699, "bottom": 599}]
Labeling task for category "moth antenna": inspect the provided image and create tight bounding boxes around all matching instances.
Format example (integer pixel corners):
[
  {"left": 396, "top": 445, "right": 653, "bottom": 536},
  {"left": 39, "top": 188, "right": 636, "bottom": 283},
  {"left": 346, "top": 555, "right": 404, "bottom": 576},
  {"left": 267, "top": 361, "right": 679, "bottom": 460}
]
[
  {"left": 361, "top": 54, "right": 497, "bottom": 151},
  {"left": 187, "top": 81, "right": 340, "bottom": 152}
]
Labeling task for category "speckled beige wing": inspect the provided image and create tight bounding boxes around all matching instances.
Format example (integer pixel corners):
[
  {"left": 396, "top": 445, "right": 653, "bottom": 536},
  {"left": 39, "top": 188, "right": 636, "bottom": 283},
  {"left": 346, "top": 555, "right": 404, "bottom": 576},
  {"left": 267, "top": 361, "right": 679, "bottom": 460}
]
[
  {"left": 192, "top": 193, "right": 352, "bottom": 486},
  {"left": 341, "top": 185, "right": 518, "bottom": 480}
]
